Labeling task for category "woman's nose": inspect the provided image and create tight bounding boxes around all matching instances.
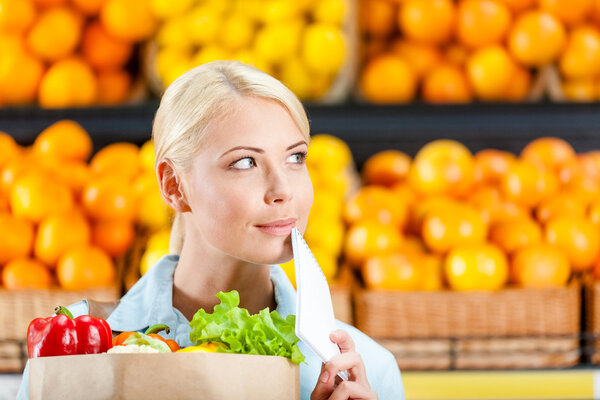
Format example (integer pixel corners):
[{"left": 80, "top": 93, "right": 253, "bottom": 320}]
[{"left": 264, "top": 167, "right": 293, "bottom": 204}]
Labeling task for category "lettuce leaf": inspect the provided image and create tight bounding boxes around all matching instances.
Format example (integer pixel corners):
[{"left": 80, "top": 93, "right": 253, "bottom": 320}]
[{"left": 189, "top": 290, "right": 305, "bottom": 365}]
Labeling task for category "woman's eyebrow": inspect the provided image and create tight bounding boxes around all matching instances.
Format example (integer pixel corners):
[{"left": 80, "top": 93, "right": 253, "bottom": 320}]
[
  {"left": 220, "top": 146, "right": 264, "bottom": 158},
  {"left": 287, "top": 140, "right": 307, "bottom": 150}
]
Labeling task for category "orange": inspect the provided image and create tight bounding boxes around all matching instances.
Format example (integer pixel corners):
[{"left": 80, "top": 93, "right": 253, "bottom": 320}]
[
  {"left": 408, "top": 195, "right": 460, "bottom": 234},
  {"left": 26, "top": 6, "right": 83, "bottom": 62},
  {"left": 562, "top": 79, "right": 597, "bottom": 102},
  {"left": 444, "top": 243, "right": 508, "bottom": 291},
  {"left": 391, "top": 182, "right": 419, "bottom": 210},
  {"left": 343, "top": 220, "right": 403, "bottom": 267},
  {"left": 399, "top": 234, "right": 427, "bottom": 257},
  {"left": 579, "top": 151, "right": 600, "bottom": 180},
  {"left": 0, "top": 36, "right": 45, "bottom": 105},
  {"left": 10, "top": 171, "right": 74, "bottom": 223},
  {"left": 409, "top": 139, "right": 475, "bottom": 197},
  {"left": 2, "top": 258, "right": 52, "bottom": 290},
  {"left": 362, "top": 150, "right": 411, "bottom": 187},
  {"left": 504, "top": 65, "right": 532, "bottom": 102},
  {"left": 34, "top": 211, "right": 91, "bottom": 267},
  {"left": 511, "top": 243, "right": 571, "bottom": 287},
  {"left": 56, "top": 245, "right": 115, "bottom": 290},
  {"left": 360, "top": 53, "right": 417, "bottom": 103},
  {"left": 559, "top": 26, "right": 600, "bottom": 80},
  {"left": 545, "top": 216, "right": 600, "bottom": 271},
  {"left": 422, "top": 204, "right": 487, "bottom": 254},
  {"left": 444, "top": 44, "right": 470, "bottom": 66},
  {"left": 89, "top": 142, "right": 139, "bottom": 179},
  {"left": 422, "top": 63, "right": 472, "bottom": 103},
  {"left": 38, "top": 58, "right": 98, "bottom": 108},
  {"left": 91, "top": 219, "right": 135, "bottom": 257},
  {"left": 360, "top": 0, "right": 397, "bottom": 37},
  {"left": 521, "top": 137, "right": 577, "bottom": 173},
  {"left": 344, "top": 185, "right": 408, "bottom": 228},
  {"left": 45, "top": 160, "right": 90, "bottom": 196},
  {"left": 466, "top": 45, "right": 517, "bottom": 101},
  {"left": 399, "top": 0, "right": 455, "bottom": 45},
  {"left": 133, "top": 172, "right": 171, "bottom": 230},
  {"left": 391, "top": 39, "right": 443, "bottom": 78},
  {"left": 473, "top": 149, "right": 517, "bottom": 185},
  {"left": 508, "top": 10, "right": 566, "bottom": 67},
  {"left": 363, "top": 38, "right": 388, "bottom": 61},
  {"left": 0, "top": 0, "right": 36, "bottom": 33},
  {"left": 421, "top": 253, "right": 444, "bottom": 291},
  {"left": 304, "top": 219, "right": 345, "bottom": 257},
  {"left": 482, "top": 201, "right": 530, "bottom": 226},
  {"left": 563, "top": 174, "right": 600, "bottom": 204},
  {"left": 489, "top": 217, "right": 542, "bottom": 254},
  {"left": 590, "top": 201, "right": 600, "bottom": 226},
  {"left": 71, "top": 0, "right": 105, "bottom": 15},
  {"left": 0, "top": 131, "right": 19, "bottom": 170},
  {"left": 456, "top": 0, "right": 511, "bottom": 49},
  {"left": 500, "top": 160, "right": 558, "bottom": 207},
  {"left": 0, "top": 155, "right": 34, "bottom": 193},
  {"left": 96, "top": 69, "right": 131, "bottom": 105},
  {"left": 82, "top": 22, "right": 133, "bottom": 70},
  {"left": 32, "top": 0, "right": 68, "bottom": 6},
  {"left": 82, "top": 176, "right": 137, "bottom": 221},
  {"left": 0, "top": 213, "right": 34, "bottom": 264},
  {"left": 594, "top": 0, "right": 600, "bottom": 24},
  {"left": 362, "top": 252, "right": 422, "bottom": 290},
  {"left": 535, "top": 193, "right": 587, "bottom": 224},
  {"left": 33, "top": 120, "right": 93, "bottom": 163},
  {"left": 496, "top": 0, "right": 535, "bottom": 12},
  {"left": 101, "top": 0, "right": 157, "bottom": 42},
  {"left": 538, "top": 0, "right": 593, "bottom": 27}
]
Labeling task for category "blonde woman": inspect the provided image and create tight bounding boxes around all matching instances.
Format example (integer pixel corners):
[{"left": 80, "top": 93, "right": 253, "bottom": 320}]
[{"left": 18, "top": 61, "right": 403, "bottom": 400}]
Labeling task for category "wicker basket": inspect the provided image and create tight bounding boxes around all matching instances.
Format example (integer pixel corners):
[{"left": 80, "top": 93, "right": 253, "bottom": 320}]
[{"left": 584, "top": 281, "right": 600, "bottom": 363}]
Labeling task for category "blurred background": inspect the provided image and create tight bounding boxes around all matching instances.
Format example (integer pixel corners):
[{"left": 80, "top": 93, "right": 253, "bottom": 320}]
[{"left": 2, "top": 0, "right": 600, "bottom": 399}]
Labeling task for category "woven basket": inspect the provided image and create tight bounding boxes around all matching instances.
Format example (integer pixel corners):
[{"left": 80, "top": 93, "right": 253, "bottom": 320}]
[{"left": 584, "top": 281, "right": 600, "bottom": 363}]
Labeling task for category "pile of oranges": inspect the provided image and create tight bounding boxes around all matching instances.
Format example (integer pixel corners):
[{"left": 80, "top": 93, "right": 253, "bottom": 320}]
[
  {"left": 344, "top": 137, "right": 600, "bottom": 291},
  {"left": 360, "top": 0, "right": 600, "bottom": 103},
  {"left": 0, "top": 0, "right": 157, "bottom": 108},
  {"left": 0, "top": 120, "right": 171, "bottom": 291}
]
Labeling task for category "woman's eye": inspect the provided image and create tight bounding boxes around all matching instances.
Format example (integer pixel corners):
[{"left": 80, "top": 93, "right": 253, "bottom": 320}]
[
  {"left": 287, "top": 152, "right": 307, "bottom": 164},
  {"left": 231, "top": 157, "right": 255, "bottom": 169}
]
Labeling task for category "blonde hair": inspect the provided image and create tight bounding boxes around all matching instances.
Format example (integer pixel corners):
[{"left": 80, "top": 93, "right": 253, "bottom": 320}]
[{"left": 152, "top": 60, "right": 311, "bottom": 254}]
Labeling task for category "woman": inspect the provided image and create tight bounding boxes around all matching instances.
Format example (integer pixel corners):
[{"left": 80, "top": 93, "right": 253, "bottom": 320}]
[{"left": 18, "top": 61, "right": 404, "bottom": 399}]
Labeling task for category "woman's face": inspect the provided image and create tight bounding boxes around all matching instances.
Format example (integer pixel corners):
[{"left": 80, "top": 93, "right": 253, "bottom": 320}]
[{"left": 183, "top": 97, "right": 313, "bottom": 265}]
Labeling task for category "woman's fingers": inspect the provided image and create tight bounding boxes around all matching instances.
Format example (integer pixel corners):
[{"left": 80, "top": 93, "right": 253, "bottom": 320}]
[
  {"left": 328, "top": 380, "right": 378, "bottom": 400},
  {"left": 330, "top": 329, "right": 355, "bottom": 353},
  {"left": 311, "top": 363, "right": 337, "bottom": 400},
  {"left": 321, "top": 352, "right": 369, "bottom": 387}
]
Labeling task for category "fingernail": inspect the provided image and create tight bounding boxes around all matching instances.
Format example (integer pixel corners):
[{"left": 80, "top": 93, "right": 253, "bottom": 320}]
[{"left": 320, "top": 371, "right": 329, "bottom": 383}]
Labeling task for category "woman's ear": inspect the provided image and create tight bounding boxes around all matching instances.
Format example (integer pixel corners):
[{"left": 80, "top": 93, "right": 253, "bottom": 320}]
[{"left": 156, "top": 159, "right": 191, "bottom": 213}]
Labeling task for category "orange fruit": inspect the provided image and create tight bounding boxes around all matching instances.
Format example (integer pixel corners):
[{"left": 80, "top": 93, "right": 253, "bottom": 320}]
[
  {"left": 456, "top": 0, "right": 511, "bottom": 49},
  {"left": 344, "top": 185, "right": 408, "bottom": 228},
  {"left": 504, "top": 65, "right": 532, "bottom": 102},
  {"left": 0, "top": 36, "right": 45, "bottom": 106},
  {"left": 0, "top": 155, "right": 34, "bottom": 193},
  {"left": 91, "top": 219, "right": 135, "bottom": 257},
  {"left": 360, "top": 0, "right": 397, "bottom": 37},
  {"left": 496, "top": 0, "right": 535, "bottom": 12},
  {"left": 444, "top": 243, "right": 508, "bottom": 291},
  {"left": 10, "top": 171, "right": 74, "bottom": 223},
  {"left": 590, "top": 201, "right": 600, "bottom": 226},
  {"left": 391, "top": 39, "right": 443, "bottom": 78},
  {"left": 466, "top": 45, "right": 517, "bottom": 100},
  {"left": 409, "top": 139, "right": 475, "bottom": 197},
  {"left": 535, "top": 193, "right": 587, "bottom": 224},
  {"left": 344, "top": 220, "right": 403, "bottom": 267},
  {"left": 89, "top": 142, "right": 139, "bottom": 179},
  {"left": 444, "top": 44, "right": 470, "bottom": 67},
  {"left": 545, "top": 216, "right": 600, "bottom": 271},
  {"left": 521, "top": 137, "right": 577, "bottom": 173},
  {"left": 501, "top": 160, "right": 559, "bottom": 207},
  {"left": 81, "top": 22, "right": 133, "bottom": 70},
  {"left": 579, "top": 151, "right": 600, "bottom": 180},
  {"left": 511, "top": 243, "right": 571, "bottom": 287},
  {"left": 2, "top": 258, "right": 52, "bottom": 290},
  {"left": 473, "top": 149, "right": 517, "bottom": 185},
  {"left": 489, "top": 217, "right": 542, "bottom": 254},
  {"left": 408, "top": 195, "right": 460, "bottom": 234},
  {"left": 32, "top": 120, "right": 92, "bottom": 163},
  {"left": 34, "top": 211, "right": 91, "bottom": 267},
  {"left": 82, "top": 176, "right": 137, "bottom": 221},
  {"left": 32, "top": 0, "right": 68, "bottom": 6},
  {"left": 101, "top": 0, "right": 157, "bottom": 42},
  {"left": 56, "top": 245, "right": 115, "bottom": 290},
  {"left": 563, "top": 174, "right": 600, "bottom": 204},
  {"left": 399, "top": 0, "right": 455, "bottom": 45},
  {"left": 559, "top": 26, "right": 600, "bottom": 80},
  {"left": 399, "top": 234, "right": 428, "bottom": 257},
  {"left": 38, "top": 58, "right": 98, "bottom": 108},
  {"left": 71, "top": 0, "right": 105, "bottom": 15},
  {"left": 96, "top": 69, "right": 131, "bottom": 105},
  {"left": 391, "top": 182, "right": 419, "bottom": 210},
  {"left": 538, "top": 0, "right": 593, "bottom": 27},
  {"left": 422, "top": 63, "right": 473, "bottom": 103},
  {"left": 483, "top": 201, "right": 530, "bottom": 226},
  {"left": 362, "top": 252, "right": 422, "bottom": 290},
  {"left": 362, "top": 150, "right": 411, "bottom": 187},
  {"left": 0, "top": 131, "right": 20, "bottom": 169},
  {"left": 0, "top": 213, "right": 34, "bottom": 264},
  {"left": 26, "top": 6, "right": 83, "bottom": 62},
  {"left": 561, "top": 79, "right": 597, "bottom": 102},
  {"left": 422, "top": 204, "right": 487, "bottom": 254},
  {"left": 508, "top": 10, "right": 566, "bottom": 67},
  {"left": 45, "top": 160, "right": 90, "bottom": 196},
  {"left": 421, "top": 253, "right": 444, "bottom": 291},
  {"left": 0, "top": 0, "right": 36, "bottom": 33},
  {"left": 360, "top": 53, "right": 417, "bottom": 103},
  {"left": 593, "top": 0, "right": 600, "bottom": 24}
]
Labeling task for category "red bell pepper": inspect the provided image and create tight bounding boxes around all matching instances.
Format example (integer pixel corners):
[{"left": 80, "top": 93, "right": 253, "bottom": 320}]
[
  {"left": 27, "top": 306, "right": 113, "bottom": 358},
  {"left": 112, "top": 324, "right": 180, "bottom": 352}
]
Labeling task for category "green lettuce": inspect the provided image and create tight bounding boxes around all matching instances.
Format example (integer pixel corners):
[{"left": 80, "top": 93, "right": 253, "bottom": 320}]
[{"left": 189, "top": 290, "right": 305, "bottom": 365}]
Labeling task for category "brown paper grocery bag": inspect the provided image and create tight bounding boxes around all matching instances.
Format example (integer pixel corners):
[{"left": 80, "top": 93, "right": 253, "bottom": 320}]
[{"left": 30, "top": 352, "right": 299, "bottom": 400}]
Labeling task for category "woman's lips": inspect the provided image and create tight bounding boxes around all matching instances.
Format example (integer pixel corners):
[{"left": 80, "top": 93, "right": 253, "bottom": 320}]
[{"left": 255, "top": 218, "right": 297, "bottom": 236}]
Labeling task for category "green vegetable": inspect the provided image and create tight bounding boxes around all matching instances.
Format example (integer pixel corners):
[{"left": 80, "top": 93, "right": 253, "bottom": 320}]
[
  {"left": 122, "top": 332, "right": 172, "bottom": 353},
  {"left": 189, "top": 290, "right": 305, "bottom": 365}
]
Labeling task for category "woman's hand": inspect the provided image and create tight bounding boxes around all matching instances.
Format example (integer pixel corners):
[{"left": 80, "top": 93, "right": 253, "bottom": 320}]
[{"left": 311, "top": 329, "right": 377, "bottom": 400}]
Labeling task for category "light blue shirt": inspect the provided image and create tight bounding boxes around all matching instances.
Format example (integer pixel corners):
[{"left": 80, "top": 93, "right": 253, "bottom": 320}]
[{"left": 18, "top": 255, "right": 404, "bottom": 399}]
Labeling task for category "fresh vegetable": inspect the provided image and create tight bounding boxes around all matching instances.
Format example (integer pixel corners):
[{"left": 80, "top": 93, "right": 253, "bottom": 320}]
[
  {"left": 189, "top": 290, "right": 304, "bottom": 365},
  {"left": 108, "top": 332, "right": 171, "bottom": 354},
  {"left": 176, "top": 342, "right": 228, "bottom": 353},
  {"left": 27, "top": 306, "right": 113, "bottom": 358},
  {"left": 112, "top": 324, "right": 179, "bottom": 352}
]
